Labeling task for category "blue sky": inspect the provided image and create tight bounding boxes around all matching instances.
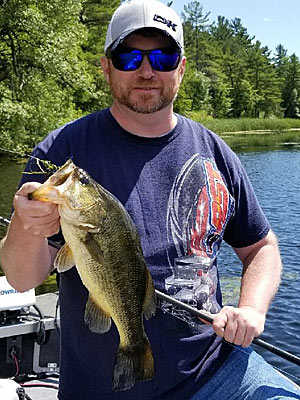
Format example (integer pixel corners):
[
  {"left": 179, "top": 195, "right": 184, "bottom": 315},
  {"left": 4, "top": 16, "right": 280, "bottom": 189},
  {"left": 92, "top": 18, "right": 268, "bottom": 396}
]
[{"left": 161, "top": 0, "right": 300, "bottom": 57}]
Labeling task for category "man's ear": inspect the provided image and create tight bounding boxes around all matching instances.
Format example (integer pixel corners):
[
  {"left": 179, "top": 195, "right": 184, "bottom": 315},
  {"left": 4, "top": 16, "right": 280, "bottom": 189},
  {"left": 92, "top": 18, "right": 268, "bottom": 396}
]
[
  {"left": 100, "top": 56, "right": 110, "bottom": 83},
  {"left": 179, "top": 56, "right": 186, "bottom": 82}
]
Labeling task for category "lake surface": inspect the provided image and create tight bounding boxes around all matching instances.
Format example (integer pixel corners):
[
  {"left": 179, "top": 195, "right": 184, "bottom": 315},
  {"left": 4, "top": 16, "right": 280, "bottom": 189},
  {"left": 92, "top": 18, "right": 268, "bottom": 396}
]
[
  {"left": 218, "top": 148, "right": 300, "bottom": 385},
  {"left": 0, "top": 149, "right": 300, "bottom": 384}
]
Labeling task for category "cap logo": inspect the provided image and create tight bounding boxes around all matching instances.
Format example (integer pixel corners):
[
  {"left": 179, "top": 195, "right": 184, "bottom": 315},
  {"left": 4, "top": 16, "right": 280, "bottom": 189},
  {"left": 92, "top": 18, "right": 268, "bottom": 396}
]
[{"left": 153, "top": 14, "right": 177, "bottom": 32}]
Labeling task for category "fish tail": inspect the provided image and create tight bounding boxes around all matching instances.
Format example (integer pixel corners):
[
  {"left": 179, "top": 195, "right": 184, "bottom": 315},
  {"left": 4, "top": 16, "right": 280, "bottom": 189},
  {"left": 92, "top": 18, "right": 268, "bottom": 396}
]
[{"left": 112, "top": 337, "right": 154, "bottom": 391}]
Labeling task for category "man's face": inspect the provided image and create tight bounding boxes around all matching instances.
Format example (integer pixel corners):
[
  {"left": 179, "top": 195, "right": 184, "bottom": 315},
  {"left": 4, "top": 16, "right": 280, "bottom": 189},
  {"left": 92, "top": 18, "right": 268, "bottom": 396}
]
[{"left": 102, "top": 33, "right": 185, "bottom": 114}]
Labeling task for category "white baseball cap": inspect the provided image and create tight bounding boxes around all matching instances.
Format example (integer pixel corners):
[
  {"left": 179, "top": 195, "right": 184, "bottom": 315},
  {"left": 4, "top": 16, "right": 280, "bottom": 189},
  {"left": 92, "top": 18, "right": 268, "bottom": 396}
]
[{"left": 104, "top": 0, "right": 184, "bottom": 53}]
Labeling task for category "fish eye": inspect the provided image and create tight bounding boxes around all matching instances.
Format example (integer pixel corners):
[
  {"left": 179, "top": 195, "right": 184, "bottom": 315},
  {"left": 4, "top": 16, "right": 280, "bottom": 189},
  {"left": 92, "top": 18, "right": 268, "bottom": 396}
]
[{"left": 79, "top": 173, "right": 90, "bottom": 185}]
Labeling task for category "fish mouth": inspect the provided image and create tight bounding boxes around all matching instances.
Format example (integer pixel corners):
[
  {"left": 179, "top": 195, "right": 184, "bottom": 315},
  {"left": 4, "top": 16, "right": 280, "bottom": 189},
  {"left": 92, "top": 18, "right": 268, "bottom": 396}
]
[{"left": 29, "top": 160, "right": 76, "bottom": 203}]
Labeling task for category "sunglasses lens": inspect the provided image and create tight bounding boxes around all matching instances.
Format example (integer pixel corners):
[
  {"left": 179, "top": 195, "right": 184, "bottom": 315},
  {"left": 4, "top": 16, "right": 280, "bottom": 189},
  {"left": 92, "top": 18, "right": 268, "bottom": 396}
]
[
  {"left": 149, "top": 49, "right": 180, "bottom": 72},
  {"left": 111, "top": 49, "right": 142, "bottom": 71},
  {"left": 111, "top": 48, "right": 180, "bottom": 72}
]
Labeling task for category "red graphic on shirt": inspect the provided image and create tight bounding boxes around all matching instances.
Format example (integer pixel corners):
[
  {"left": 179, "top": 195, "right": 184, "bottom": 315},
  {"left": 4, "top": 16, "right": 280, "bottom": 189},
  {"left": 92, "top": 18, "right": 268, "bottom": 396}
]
[{"left": 188, "top": 159, "right": 231, "bottom": 257}]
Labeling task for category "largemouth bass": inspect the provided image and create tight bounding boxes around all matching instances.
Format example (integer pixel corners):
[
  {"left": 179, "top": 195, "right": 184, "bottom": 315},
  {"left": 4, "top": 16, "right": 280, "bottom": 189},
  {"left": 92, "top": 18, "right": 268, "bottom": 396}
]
[{"left": 30, "top": 160, "right": 156, "bottom": 391}]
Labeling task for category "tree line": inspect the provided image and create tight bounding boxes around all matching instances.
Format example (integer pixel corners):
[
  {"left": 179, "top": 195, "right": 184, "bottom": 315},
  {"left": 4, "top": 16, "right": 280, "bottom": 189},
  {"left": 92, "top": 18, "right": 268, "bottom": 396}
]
[{"left": 1, "top": 0, "right": 300, "bottom": 153}]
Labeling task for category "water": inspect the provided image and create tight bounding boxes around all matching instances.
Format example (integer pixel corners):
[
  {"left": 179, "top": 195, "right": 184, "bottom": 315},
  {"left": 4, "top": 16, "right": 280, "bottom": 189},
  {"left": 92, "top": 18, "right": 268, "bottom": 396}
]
[
  {"left": 0, "top": 150, "right": 300, "bottom": 384},
  {"left": 0, "top": 158, "right": 25, "bottom": 240},
  {"left": 218, "top": 148, "right": 300, "bottom": 384}
]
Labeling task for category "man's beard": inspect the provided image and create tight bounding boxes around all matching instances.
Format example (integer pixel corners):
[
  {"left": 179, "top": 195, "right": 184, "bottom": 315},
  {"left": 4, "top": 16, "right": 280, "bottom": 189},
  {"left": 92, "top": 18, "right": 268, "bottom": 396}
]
[
  {"left": 108, "top": 71, "right": 179, "bottom": 114},
  {"left": 116, "top": 90, "right": 174, "bottom": 114}
]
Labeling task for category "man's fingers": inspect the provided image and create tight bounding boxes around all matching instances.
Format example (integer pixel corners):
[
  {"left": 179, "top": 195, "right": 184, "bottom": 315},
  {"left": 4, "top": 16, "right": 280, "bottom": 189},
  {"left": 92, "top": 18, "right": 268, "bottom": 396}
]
[
  {"left": 14, "top": 182, "right": 59, "bottom": 219},
  {"left": 212, "top": 306, "right": 265, "bottom": 347},
  {"left": 16, "top": 181, "right": 43, "bottom": 196},
  {"left": 20, "top": 201, "right": 58, "bottom": 218},
  {"left": 11, "top": 181, "right": 61, "bottom": 238},
  {"left": 212, "top": 311, "right": 228, "bottom": 337},
  {"left": 23, "top": 210, "right": 60, "bottom": 231},
  {"left": 229, "top": 323, "right": 247, "bottom": 346},
  {"left": 29, "top": 218, "right": 61, "bottom": 237},
  {"left": 213, "top": 306, "right": 248, "bottom": 344}
]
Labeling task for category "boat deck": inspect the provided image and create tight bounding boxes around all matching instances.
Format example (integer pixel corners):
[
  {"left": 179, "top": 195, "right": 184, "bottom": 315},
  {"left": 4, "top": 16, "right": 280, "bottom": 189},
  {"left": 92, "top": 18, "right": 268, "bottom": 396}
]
[
  {"left": 0, "top": 293, "right": 60, "bottom": 399},
  {"left": 18, "top": 375, "right": 59, "bottom": 399}
]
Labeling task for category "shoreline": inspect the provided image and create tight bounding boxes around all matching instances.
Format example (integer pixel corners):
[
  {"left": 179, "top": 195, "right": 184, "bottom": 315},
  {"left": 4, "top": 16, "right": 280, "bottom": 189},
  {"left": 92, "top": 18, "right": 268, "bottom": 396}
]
[{"left": 220, "top": 128, "right": 300, "bottom": 135}]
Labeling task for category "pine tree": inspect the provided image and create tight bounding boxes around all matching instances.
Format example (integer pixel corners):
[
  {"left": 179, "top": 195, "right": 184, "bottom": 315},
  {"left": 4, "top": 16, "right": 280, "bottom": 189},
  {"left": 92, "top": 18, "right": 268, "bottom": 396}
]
[
  {"left": 246, "top": 41, "right": 281, "bottom": 117},
  {"left": 181, "top": 1, "right": 210, "bottom": 70},
  {"left": 285, "top": 88, "right": 300, "bottom": 118},
  {"left": 281, "top": 54, "right": 300, "bottom": 117}
]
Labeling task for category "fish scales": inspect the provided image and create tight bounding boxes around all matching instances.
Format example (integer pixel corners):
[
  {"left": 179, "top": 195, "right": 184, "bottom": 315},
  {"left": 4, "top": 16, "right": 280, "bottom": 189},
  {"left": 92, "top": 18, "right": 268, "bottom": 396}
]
[{"left": 30, "top": 159, "right": 156, "bottom": 391}]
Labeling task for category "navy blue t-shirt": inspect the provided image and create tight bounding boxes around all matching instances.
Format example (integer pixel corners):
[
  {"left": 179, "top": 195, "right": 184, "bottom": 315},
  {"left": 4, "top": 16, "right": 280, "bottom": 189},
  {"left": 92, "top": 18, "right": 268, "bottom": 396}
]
[{"left": 21, "top": 109, "right": 270, "bottom": 399}]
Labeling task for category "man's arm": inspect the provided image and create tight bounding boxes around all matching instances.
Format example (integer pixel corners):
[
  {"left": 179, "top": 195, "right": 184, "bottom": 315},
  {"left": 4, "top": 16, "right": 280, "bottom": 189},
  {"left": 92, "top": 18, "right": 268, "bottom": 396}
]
[
  {"left": 212, "top": 229, "right": 281, "bottom": 347},
  {"left": 0, "top": 182, "right": 60, "bottom": 292}
]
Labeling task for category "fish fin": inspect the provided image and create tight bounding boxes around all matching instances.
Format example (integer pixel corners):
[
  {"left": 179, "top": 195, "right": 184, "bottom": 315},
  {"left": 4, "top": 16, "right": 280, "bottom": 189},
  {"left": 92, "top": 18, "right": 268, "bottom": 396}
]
[
  {"left": 84, "top": 295, "right": 111, "bottom": 333},
  {"left": 112, "top": 336, "right": 155, "bottom": 391},
  {"left": 82, "top": 232, "right": 104, "bottom": 259},
  {"left": 54, "top": 243, "right": 74, "bottom": 272},
  {"left": 142, "top": 268, "right": 156, "bottom": 320}
]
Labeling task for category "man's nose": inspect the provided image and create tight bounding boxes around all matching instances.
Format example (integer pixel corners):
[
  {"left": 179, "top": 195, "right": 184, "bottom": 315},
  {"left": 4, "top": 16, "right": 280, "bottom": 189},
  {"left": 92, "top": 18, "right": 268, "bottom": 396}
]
[{"left": 137, "top": 56, "right": 155, "bottom": 79}]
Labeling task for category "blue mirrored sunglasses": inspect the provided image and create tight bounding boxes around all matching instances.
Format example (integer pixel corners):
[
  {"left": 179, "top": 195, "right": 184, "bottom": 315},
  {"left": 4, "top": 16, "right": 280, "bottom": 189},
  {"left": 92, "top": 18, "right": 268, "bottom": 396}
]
[{"left": 109, "top": 47, "right": 181, "bottom": 72}]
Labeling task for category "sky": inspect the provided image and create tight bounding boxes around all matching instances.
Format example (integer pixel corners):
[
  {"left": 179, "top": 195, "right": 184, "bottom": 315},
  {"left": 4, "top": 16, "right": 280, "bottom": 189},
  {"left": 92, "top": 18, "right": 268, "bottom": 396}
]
[{"left": 161, "top": 0, "right": 300, "bottom": 57}]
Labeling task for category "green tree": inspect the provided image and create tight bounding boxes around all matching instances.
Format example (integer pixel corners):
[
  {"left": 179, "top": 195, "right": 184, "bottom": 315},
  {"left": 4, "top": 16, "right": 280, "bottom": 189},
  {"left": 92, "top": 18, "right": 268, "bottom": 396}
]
[
  {"left": 273, "top": 44, "right": 288, "bottom": 74},
  {"left": 210, "top": 16, "right": 233, "bottom": 52},
  {"left": 230, "top": 18, "right": 254, "bottom": 49},
  {"left": 76, "top": 0, "right": 120, "bottom": 112},
  {"left": 230, "top": 79, "right": 257, "bottom": 118},
  {"left": 246, "top": 42, "right": 281, "bottom": 117},
  {"left": 0, "top": 0, "right": 115, "bottom": 152},
  {"left": 0, "top": 0, "right": 87, "bottom": 150},
  {"left": 209, "top": 79, "right": 232, "bottom": 118},
  {"left": 181, "top": 1, "right": 210, "bottom": 70},
  {"left": 209, "top": 16, "right": 251, "bottom": 117},
  {"left": 273, "top": 44, "right": 289, "bottom": 112},
  {"left": 281, "top": 54, "right": 300, "bottom": 117},
  {"left": 285, "top": 88, "right": 300, "bottom": 118},
  {"left": 184, "top": 68, "right": 211, "bottom": 111}
]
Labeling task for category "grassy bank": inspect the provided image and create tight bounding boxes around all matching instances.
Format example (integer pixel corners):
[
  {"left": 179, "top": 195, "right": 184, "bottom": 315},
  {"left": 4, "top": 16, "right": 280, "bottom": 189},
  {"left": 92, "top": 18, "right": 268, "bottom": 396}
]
[
  {"left": 184, "top": 114, "right": 300, "bottom": 134},
  {"left": 220, "top": 130, "right": 300, "bottom": 151},
  {"left": 206, "top": 118, "right": 300, "bottom": 134},
  {"left": 181, "top": 114, "right": 300, "bottom": 150}
]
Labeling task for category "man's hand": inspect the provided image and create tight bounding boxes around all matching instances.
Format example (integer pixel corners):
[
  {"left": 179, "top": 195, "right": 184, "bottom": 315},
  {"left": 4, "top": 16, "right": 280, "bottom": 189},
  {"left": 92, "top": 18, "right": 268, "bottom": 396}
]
[
  {"left": 211, "top": 230, "right": 281, "bottom": 348},
  {"left": 13, "top": 182, "right": 60, "bottom": 238},
  {"left": 0, "top": 181, "right": 60, "bottom": 291},
  {"left": 211, "top": 305, "right": 265, "bottom": 347}
]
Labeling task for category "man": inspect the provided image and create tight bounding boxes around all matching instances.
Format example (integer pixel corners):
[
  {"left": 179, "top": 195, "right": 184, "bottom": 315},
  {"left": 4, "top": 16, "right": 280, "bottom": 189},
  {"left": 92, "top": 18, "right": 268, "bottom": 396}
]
[{"left": 1, "top": 1, "right": 299, "bottom": 399}]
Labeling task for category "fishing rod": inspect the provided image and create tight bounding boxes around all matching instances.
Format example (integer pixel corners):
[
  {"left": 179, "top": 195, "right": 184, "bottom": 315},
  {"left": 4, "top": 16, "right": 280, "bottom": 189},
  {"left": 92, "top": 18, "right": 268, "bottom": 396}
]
[
  {"left": 1, "top": 216, "right": 300, "bottom": 367},
  {"left": 155, "top": 290, "right": 300, "bottom": 367},
  {"left": 0, "top": 216, "right": 10, "bottom": 227}
]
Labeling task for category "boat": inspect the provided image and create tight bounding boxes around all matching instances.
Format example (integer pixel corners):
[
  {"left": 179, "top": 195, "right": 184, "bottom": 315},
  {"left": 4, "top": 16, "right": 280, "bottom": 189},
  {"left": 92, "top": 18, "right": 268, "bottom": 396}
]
[{"left": 0, "top": 276, "right": 59, "bottom": 399}]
